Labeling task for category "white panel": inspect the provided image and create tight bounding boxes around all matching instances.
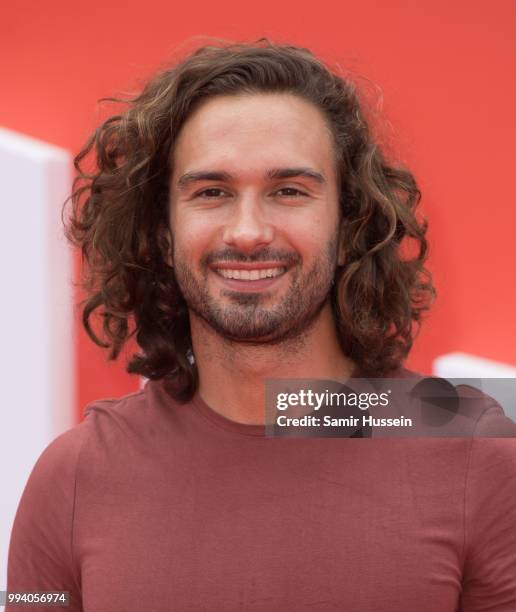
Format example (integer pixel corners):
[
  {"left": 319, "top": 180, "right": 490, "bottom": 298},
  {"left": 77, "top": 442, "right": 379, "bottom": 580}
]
[
  {"left": 0, "top": 127, "right": 74, "bottom": 589},
  {"left": 434, "top": 352, "right": 516, "bottom": 378}
]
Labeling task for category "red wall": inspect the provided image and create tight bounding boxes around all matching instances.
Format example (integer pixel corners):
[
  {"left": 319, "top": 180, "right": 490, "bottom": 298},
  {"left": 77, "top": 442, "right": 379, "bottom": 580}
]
[{"left": 2, "top": 0, "right": 515, "bottom": 420}]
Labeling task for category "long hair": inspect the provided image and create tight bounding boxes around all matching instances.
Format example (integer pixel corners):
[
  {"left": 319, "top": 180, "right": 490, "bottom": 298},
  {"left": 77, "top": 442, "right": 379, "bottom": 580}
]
[{"left": 64, "top": 39, "right": 435, "bottom": 401}]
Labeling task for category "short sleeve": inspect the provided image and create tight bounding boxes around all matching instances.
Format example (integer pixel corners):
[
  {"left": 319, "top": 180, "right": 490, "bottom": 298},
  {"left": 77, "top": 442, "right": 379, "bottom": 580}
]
[
  {"left": 5, "top": 424, "right": 89, "bottom": 611},
  {"left": 460, "top": 401, "right": 516, "bottom": 610}
]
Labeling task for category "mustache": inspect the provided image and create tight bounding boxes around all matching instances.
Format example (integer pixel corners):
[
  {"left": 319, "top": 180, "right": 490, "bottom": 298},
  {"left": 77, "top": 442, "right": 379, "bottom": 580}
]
[{"left": 202, "top": 248, "right": 301, "bottom": 267}]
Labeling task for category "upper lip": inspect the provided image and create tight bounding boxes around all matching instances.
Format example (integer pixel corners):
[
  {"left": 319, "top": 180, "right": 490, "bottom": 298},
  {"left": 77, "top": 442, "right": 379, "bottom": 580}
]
[{"left": 209, "top": 262, "right": 288, "bottom": 270}]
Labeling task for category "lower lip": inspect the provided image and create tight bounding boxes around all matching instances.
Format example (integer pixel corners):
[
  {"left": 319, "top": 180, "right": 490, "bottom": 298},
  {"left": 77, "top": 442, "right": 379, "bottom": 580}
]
[{"left": 212, "top": 270, "right": 287, "bottom": 292}]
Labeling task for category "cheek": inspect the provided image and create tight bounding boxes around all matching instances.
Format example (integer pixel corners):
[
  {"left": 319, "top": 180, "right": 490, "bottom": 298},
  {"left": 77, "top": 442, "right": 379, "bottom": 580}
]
[
  {"left": 172, "top": 217, "right": 216, "bottom": 264},
  {"left": 286, "top": 215, "right": 334, "bottom": 259}
]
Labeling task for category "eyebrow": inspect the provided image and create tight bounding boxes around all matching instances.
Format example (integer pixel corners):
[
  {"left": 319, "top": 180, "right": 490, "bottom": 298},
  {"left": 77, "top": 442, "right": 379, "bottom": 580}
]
[{"left": 176, "top": 167, "right": 326, "bottom": 189}]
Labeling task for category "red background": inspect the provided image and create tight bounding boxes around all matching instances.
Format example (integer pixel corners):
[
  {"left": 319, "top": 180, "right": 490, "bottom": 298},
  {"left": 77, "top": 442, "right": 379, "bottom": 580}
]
[{"left": 2, "top": 0, "right": 515, "bottom": 421}]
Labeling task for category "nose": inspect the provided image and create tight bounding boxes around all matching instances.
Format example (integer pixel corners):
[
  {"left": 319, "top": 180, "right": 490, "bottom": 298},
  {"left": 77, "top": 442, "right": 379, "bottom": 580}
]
[{"left": 222, "top": 196, "right": 274, "bottom": 253}]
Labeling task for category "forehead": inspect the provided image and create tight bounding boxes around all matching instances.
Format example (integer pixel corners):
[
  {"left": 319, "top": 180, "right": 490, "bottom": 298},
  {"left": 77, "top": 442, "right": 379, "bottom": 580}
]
[{"left": 170, "top": 93, "right": 337, "bottom": 180}]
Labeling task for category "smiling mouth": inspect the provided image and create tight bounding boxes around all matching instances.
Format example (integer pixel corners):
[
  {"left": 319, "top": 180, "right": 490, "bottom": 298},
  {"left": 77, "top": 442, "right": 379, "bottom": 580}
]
[{"left": 213, "top": 266, "right": 287, "bottom": 281}]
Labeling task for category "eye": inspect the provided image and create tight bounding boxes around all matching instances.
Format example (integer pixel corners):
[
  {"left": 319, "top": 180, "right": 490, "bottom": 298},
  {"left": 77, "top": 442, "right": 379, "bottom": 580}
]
[
  {"left": 275, "top": 187, "right": 308, "bottom": 198},
  {"left": 195, "top": 188, "right": 231, "bottom": 199}
]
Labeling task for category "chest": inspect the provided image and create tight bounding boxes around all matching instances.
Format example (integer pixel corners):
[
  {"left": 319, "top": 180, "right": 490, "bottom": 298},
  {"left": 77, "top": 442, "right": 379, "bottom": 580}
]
[{"left": 76, "top": 447, "right": 465, "bottom": 611}]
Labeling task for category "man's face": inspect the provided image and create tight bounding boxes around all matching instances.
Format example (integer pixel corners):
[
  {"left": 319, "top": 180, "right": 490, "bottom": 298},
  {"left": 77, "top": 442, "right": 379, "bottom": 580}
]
[{"left": 169, "top": 93, "right": 343, "bottom": 344}]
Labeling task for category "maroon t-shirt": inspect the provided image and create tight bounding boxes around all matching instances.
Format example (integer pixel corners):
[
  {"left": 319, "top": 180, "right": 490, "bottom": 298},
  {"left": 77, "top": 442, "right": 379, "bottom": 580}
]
[{"left": 6, "top": 374, "right": 516, "bottom": 611}]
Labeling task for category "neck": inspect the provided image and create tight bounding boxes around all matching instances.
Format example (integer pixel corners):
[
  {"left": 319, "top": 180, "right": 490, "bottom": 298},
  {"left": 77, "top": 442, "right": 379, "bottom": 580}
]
[{"left": 190, "top": 302, "right": 355, "bottom": 424}]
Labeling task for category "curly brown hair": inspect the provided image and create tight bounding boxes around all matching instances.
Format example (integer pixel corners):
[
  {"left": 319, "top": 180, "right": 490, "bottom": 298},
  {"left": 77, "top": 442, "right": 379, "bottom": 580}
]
[{"left": 64, "top": 39, "right": 435, "bottom": 401}]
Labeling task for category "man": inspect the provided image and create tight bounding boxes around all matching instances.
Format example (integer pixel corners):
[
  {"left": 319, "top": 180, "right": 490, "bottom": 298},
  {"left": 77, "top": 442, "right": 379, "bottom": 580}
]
[{"left": 6, "top": 40, "right": 516, "bottom": 610}]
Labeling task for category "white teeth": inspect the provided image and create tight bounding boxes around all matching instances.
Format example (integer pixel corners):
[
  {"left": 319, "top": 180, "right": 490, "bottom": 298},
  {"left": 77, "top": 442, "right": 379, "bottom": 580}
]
[{"left": 216, "top": 267, "right": 285, "bottom": 280}]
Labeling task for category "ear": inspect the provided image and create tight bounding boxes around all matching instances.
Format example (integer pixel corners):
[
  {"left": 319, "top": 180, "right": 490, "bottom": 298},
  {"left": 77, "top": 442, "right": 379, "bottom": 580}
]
[
  {"left": 159, "top": 226, "right": 174, "bottom": 267},
  {"left": 167, "top": 237, "right": 174, "bottom": 267}
]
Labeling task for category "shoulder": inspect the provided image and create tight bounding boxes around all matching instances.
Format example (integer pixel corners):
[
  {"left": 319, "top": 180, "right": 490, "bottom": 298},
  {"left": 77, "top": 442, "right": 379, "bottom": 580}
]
[
  {"left": 10, "top": 384, "right": 172, "bottom": 538},
  {"left": 466, "top": 398, "right": 516, "bottom": 475},
  {"left": 23, "top": 386, "right": 156, "bottom": 494},
  {"left": 400, "top": 366, "right": 515, "bottom": 430},
  {"left": 24, "top": 417, "right": 91, "bottom": 495},
  {"left": 15, "top": 380, "right": 182, "bottom": 511},
  {"left": 459, "top": 386, "right": 516, "bottom": 438},
  {"left": 82, "top": 387, "right": 148, "bottom": 441},
  {"left": 80, "top": 380, "right": 187, "bottom": 448},
  {"left": 83, "top": 386, "right": 147, "bottom": 420}
]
